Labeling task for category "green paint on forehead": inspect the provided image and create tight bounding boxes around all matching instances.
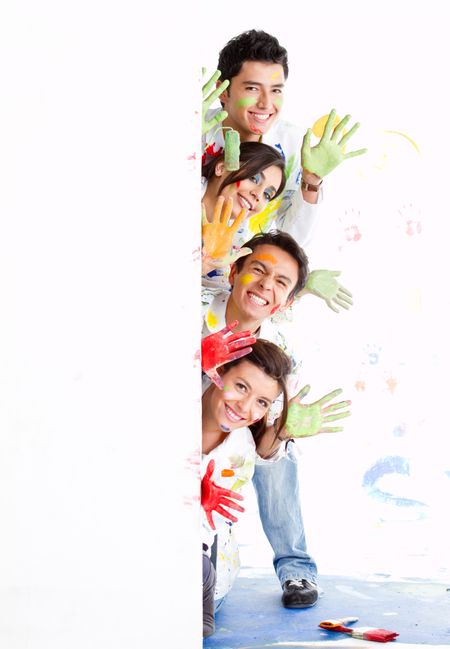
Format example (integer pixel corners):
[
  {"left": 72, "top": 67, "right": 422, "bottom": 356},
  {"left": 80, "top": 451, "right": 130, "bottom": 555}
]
[{"left": 236, "top": 97, "right": 257, "bottom": 108}]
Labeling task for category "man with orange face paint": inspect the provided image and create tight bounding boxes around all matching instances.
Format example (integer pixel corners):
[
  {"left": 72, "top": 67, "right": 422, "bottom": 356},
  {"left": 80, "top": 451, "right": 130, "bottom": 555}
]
[
  {"left": 202, "top": 230, "right": 352, "bottom": 610},
  {"left": 202, "top": 30, "right": 367, "bottom": 253}
]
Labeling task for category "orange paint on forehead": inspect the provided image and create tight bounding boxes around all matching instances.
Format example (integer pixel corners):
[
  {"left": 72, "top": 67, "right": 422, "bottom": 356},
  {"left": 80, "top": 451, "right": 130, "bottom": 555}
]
[{"left": 254, "top": 253, "right": 278, "bottom": 264}]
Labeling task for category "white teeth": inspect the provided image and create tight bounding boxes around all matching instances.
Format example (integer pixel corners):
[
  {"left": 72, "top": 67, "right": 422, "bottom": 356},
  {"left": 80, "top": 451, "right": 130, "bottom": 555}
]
[
  {"left": 240, "top": 196, "right": 252, "bottom": 210},
  {"left": 225, "top": 404, "right": 242, "bottom": 422},
  {"left": 248, "top": 292, "right": 268, "bottom": 306},
  {"left": 251, "top": 113, "right": 270, "bottom": 121}
]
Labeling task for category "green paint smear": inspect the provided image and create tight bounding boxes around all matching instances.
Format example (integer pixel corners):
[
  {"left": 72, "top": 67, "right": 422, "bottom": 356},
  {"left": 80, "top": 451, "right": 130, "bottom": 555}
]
[
  {"left": 284, "top": 154, "right": 295, "bottom": 182},
  {"left": 236, "top": 97, "right": 257, "bottom": 108}
]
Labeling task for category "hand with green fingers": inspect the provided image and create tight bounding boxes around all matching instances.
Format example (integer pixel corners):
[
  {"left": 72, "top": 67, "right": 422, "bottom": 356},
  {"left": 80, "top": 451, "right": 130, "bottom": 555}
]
[
  {"left": 301, "top": 109, "right": 367, "bottom": 178},
  {"left": 302, "top": 269, "right": 353, "bottom": 313},
  {"left": 202, "top": 68, "right": 229, "bottom": 135},
  {"left": 201, "top": 197, "right": 251, "bottom": 273},
  {"left": 283, "top": 385, "right": 351, "bottom": 439}
]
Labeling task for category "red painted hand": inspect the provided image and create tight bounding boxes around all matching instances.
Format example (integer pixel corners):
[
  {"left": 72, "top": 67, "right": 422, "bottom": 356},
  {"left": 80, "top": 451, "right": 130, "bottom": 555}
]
[
  {"left": 201, "top": 459, "right": 245, "bottom": 530},
  {"left": 201, "top": 320, "right": 256, "bottom": 389}
]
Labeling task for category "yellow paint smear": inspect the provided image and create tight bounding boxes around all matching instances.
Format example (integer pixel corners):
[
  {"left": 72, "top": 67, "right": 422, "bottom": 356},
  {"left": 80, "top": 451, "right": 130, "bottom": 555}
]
[
  {"left": 312, "top": 113, "right": 341, "bottom": 138},
  {"left": 384, "top": 130, "right": 421, "bottom": 154},
  {"left": 206, "top": 309, "right": 219, "bottom": 329},
  {"left": 240, "top": 273, "right": 254, "bottom": 285},
  {"left": 271, "top": 70, "right": 281, "bottom": 80}
]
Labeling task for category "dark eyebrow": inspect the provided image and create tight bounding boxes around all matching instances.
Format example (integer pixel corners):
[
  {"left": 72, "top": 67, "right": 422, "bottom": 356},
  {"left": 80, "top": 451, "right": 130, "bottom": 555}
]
[
  {"left": 236, "top": 375, "right": 272, "bottom": 404},
  {"left": 242, "top": 80, "right": 285, "bottom": 89},
  {"left": 250, "top": 259, "right": 293, "bottom": 285}
]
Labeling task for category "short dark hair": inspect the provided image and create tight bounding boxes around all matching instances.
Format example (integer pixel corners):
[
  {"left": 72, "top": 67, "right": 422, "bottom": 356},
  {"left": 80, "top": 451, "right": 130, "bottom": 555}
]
[
  {"left": 202, "top": 141, "right": 286, "bottom": 201},
  {"left": 234, "top": 230, "right": 309, "bottom": 299},
  {"left": 222, "top": 338, "right": 292, "bottom": 447},
  {"left": 217, "top": 30, "right": 289, "bottom": 82}
]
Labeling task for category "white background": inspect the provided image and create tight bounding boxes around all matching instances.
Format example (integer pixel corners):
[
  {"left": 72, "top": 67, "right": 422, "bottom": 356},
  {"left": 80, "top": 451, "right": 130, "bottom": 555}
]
[
  {"left": 0, "top": 2, "right": 201, "bottom": 648},
  {"left": 1, "top": 1, "right": 449, "bottom": 648}
]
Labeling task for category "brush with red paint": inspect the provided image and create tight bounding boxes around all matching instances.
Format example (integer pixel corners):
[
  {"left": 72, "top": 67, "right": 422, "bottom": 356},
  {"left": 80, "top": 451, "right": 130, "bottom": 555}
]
[{"left": 319, "top": 618, "right": 399, "bottom": 643}]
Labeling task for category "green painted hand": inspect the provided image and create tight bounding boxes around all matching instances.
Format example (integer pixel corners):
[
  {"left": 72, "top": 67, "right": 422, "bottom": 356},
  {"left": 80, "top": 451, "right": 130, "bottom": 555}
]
[
  {"left": 301, "top": 109, "right": 368, "bottom": 177},
  {"left": 304, "top": 269, "right": 353, "bottom": 313},
  {"left": 202, "top": 68, "right": 229, "bottom": 135},
  {"left": 284, "top": 385, "right": 351, "bottom": 438}
]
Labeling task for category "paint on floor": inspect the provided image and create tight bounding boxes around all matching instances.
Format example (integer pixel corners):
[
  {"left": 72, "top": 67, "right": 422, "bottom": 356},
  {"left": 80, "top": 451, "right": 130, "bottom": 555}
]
[{"left": 204, "top": 573, "right": 450, "bottom": 648}]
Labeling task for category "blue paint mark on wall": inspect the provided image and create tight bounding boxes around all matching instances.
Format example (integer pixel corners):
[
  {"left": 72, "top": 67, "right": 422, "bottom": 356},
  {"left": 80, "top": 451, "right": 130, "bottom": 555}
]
[{"left": 362, "top": 455, "right": 428, "bottom": 508}]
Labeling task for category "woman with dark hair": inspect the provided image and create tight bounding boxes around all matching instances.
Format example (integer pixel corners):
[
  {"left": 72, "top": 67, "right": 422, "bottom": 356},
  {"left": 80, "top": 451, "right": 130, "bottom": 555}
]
[
  {"left": 201, "top": 141, "right": 287, "bottom": 279},
  {"left": 202, "top": 140, "right": 286, "bottom": 221},
  {"left": 201, "top": 338, "right": 292, "bottom": 637}
]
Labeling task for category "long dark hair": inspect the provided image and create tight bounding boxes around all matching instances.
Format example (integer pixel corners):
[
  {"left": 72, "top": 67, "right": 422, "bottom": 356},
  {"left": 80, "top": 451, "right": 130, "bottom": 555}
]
[
  {"left": 202, "top": 141, "right": 286, "bottom": 201},
  {"left": 221, "top": 339, "right": 292, "bottom": 449}
]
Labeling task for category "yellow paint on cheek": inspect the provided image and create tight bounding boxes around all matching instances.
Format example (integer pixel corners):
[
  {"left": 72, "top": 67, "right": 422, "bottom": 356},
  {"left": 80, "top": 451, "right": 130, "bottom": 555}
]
[
  {"left": 206, "top": 309, "right": 219, "bottom": 329},
  {"left": 240, "top": 273, "right": 254, "bottom": 285}
]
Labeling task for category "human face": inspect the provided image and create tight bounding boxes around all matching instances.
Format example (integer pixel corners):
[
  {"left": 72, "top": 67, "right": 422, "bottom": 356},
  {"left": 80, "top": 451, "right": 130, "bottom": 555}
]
[
  {"left": 214, "top": 162, "right": 283, "bottom": 220},
  {"left": 208, "top": 360, "right": 280, "bottom": 432},
  {"left": 220, "top": 61, "right": 285, "bottom": 140},
  {"left": 229, "top": 244, "right": 300, "bottom": 322}
]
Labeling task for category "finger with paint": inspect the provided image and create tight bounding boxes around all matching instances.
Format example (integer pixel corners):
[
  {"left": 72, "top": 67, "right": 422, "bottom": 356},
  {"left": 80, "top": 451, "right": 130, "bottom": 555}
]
[
  {"left": 201, "top": 196, "right": 249, "bottom": 271},
  {"left": 201, "top": 459, "right": 245, "bottom": 530},
  {"left": 301, "top": 269, "right": 353, "bottom": 313},
  {"left": 301, "top": 109, "right": 368, "bottom": 178},
  {"left": 202, "top": 68, "right": 229, "bottom": 136},
  {"left": 201, "top": 320, "right": 257, "bottom": 389},
  {"left": 281, "top": 385, "right": 351, "bottom": 439}
]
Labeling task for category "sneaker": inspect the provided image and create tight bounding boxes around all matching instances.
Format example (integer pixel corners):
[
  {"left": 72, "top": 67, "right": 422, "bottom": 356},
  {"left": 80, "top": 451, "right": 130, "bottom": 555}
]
[{"left": 281, "top": 579, "right": 318, "bottom": 608}]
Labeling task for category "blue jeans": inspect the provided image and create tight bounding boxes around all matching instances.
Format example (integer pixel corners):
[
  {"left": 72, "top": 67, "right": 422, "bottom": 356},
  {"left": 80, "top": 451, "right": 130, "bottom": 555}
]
[{"left": 252, "top": 441, "right": 318, "bottom": 587}]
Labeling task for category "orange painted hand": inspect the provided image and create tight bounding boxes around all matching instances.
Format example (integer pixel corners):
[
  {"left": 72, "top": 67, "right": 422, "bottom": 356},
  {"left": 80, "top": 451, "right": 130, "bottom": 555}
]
[
  {"left": 201, "top": 320, "right": 256, "bottom": 388},
  {"left": 201, "top": 197, "right": 251, "bottom": 272},
  {"left": 201, "top": 459, "right": 245, "bottom": 530}
]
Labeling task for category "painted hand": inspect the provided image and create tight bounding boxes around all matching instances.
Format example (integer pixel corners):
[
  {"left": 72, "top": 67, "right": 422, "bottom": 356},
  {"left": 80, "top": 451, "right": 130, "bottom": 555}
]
[
  {"left": 301, "top": 109, "right": 368, "bottom": 178},
  {"left": 202, "top": 68, "right": 229, "bottom": 136},
  {"left": 284, "top": 385, "right": 351, "bottom": 438},
  {"left": 201, "top": 320, "right": 256, "bottom": 388},
  {"left": 201, "top": 459, "right": 245, "bottom": 530},
  {"left": 202, "top": 197, "right": 251, "bottom": 270},
  {"left": 304, "top": 269, "right": 353, "bottom": 313}
]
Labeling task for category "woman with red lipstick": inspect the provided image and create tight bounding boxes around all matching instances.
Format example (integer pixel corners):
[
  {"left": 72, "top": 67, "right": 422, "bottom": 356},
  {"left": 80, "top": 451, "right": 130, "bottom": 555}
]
[{"left": 201, "top": 338, "right": 291, "bottom": 637}]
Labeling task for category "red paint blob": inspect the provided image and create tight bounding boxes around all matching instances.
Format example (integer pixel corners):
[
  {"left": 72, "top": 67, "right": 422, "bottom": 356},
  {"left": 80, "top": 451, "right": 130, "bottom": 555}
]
[
  {"left": 236, "top": 181, "right": 241, "bottom": 188},
  {"left": 270, "top": 305, "right": 280, "bottom": 315}
]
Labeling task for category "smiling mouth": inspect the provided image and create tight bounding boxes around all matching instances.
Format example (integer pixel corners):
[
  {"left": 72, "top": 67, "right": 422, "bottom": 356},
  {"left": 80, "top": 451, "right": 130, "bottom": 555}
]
[
  {"left": 224, "top": 403, "right": 245, "bottom": 423},
  {"left": 238, "top": 194, "right": 253, "bottom": 211},
  {"left": 247, "top": 291, "right": 269, "bottom": 307},
  {"left": 249, "top": 112, "right": 272, "bottom": 123}
]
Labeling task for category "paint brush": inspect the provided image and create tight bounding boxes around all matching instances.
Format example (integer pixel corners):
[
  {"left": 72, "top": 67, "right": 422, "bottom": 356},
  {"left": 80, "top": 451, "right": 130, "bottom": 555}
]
[{"left": 319, "top": 619, "right": 399, "bottom": 642}]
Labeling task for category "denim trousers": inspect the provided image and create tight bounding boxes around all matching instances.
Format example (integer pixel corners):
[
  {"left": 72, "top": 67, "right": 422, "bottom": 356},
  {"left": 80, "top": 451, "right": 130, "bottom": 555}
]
[{"left": 252, "top": 441, "right": 318, "bottom": 586}]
